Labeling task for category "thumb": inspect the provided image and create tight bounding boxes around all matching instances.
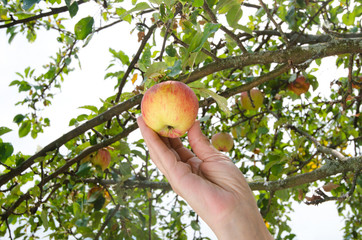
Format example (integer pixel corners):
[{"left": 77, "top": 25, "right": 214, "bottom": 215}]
[{"left": 187, "top": 121, "right": 228, "bottom": 162}]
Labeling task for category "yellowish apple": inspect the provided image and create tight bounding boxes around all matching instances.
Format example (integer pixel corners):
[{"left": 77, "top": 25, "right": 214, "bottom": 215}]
[
  {"left": 91, "top": 148, "right": 111, "bottom": 171},
  {"left": 141, "top": 81, "right": 199, "bottom": 138},
  {"left": 239, "top": 88, "right": 264, "bottom": 110},
  {"left": 211, "top": 132, "right": 234, "bottom": 152}
]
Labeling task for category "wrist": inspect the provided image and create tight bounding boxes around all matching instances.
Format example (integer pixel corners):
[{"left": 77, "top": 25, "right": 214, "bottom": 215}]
[{"left": 211, "top": 201, "right": 273, "bottom": 240}]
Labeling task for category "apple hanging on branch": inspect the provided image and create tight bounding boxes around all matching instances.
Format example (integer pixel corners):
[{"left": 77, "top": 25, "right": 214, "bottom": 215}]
[
  {"left": 287, "top": 75, "right": 310, "bottom": 95},
  {"left": 141, "top": 81, "right": 199, "bottom": 138},
  {"left": 91, "top": 147, "right": 112, "bottom": 171},
  {"left": 239, "top": 88, "right": 264, "bottom": 111},
  {"left": 211, "top": 132, "right": 234, "bottom": 152}
]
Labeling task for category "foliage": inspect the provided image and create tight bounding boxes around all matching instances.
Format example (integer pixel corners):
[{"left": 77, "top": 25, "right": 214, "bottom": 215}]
[{"left": 1, "top": 0, "right": 362, "bottom": 239}]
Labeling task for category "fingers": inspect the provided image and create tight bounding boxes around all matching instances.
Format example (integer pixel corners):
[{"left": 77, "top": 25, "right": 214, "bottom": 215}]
[
  {"left": 137, "top": 116, "right": 174, "bottom": 176},
  {"left": 188, "top": 121, "right": 230, "bottom": 162},
  {"left": 169, "top": 138, "right": 194, "bottom": 163}
]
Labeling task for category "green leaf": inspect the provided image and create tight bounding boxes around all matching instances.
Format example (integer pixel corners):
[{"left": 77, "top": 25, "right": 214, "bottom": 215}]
[
  {"left": 0, "top": 142, "right": 14, "bottom": 162},
  {"left": 275, "top": 189, "right": 289, "bottom": 201},
  {"left": 165, "top": 45, "right": 177, "bottom": 57},
  {"left": 65, "top": 0, "right": 79, "bottom": 18},
  {"left": 79, "top": 105, "right": 98, "bottom": 113},
  {"left": 109, "top": 48, "right": 130, "bottom": 65},
  {"left": 18, "top": 81, "right": 32, "bottom": 92},
  {"left": 144, "top": 62, "right": 168, "bottom": 80},
  {"left": 119, "top": 162, "right": 132, "bottom": 177},
  {"left": 167, "top": 60, "right": 182, "bottom": 77},
  {"left": 257, "top": 126, "right": 269, "bottom": 135},
  {"left": 74, "top": 17, "right": 94, "bottom": 40},
  {"left": 190, "top": 23, "right": 221, "bottom": 53},
  {"left": 309, "top": 77, "right": 319, "bottom": 91},
  {"left": 270, "top": 163, "right": 284, "bottom": 176},
  {"left": 76, "top": 162, "right": 92, "bottom": 177},
  {"left": 118, "top": 2, "right": 150, "bottom": 20},
  {"left": 73, "top": 202, "right": 81, "bottom": 218},
  {"left": 192, "top": 0, "right": 204, "bottom": 7},
  {"left": 23, "top": 0, "right": 40, "bottom": 10},
  {"left": 217, "top": 0, "right": 241, "bottom": 14},
  {"left": 118, "top": 140, "right": 131, "bottom": 155},
  {"left": 18, "top": 120, "right": 31, "bottom": 138},
  {"left": 234, "top": 24, "right": 253, "bottom": 34},
  {"left": 342, "top": 12, "right": 355, "bottom": 26},
  {"left": 226, "top": 4, "right": 243, "bottom": 28},
  {"left": 288, "top": 73, "right": 297, "bottom": 83},
  {"left": 191, "top": 220, "right": 201, "bottom": 230},
  {"left": 93, "top": 195, "right": 106, "bottom": 211},
  {"left": 41, "top": 209, "right": 49, "bottom": 230},
  {"left": 0, "top": 127, "right": 12, "bottom": 136},
  {"left": 194, "top": 87, "right": 231, "bottom": 116}
]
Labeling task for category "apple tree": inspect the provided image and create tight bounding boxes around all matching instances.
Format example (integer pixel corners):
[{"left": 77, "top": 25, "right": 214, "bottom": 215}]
[{"left": 1, "top": 0, "right": 361, "bottom": 239}]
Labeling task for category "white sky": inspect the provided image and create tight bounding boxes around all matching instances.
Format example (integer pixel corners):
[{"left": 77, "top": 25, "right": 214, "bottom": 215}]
[{"left": 0, "top": 2, "right": 348, "bottom": 239}]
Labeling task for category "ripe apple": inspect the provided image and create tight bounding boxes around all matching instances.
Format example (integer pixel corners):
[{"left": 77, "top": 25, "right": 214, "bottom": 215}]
[
  {"left": 211, "top": 132, "right": 234, "bottom": 152},
  {"left": 141, "top": 81, "right": 199, "bottom": 138},
  {"left": 91, "top": 148, "right": 111, "bottom": 171},
  {"left": 239, "top": 88, "right": 264, "bottom": 110},
  {"left": 287, "top": 75, "right": 310, "bottom": 95}
]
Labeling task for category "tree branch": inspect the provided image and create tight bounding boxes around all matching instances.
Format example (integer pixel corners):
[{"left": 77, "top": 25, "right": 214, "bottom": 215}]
[
  {"left": 2, "top": 38, "right": 361, "bottom": 188},
  {"left": 0, "top": 0, "right": 86, "bottom": 29},
  {"left": 286, "top": 124, "right": 347, "bottom": 161},
  {"left": 81, "top": 156, "right": 362, "bottom": 193},
  {"left": 0, "top": 123, "right": 138, "bottom": 222},
  {"left": 0, "top": 96, "right": 141, "bottom": 188},
  {"left": 179, "top": 38, "right": 362, "bottom": 83}
]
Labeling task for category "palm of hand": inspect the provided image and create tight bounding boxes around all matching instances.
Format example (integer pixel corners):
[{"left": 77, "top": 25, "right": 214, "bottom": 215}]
[{"left": 139, "top": 118, "right": 253, "bottom": 227}]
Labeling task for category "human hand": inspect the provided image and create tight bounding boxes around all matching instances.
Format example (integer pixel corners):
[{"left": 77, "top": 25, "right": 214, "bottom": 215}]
[{"left": 137, "top": 116, "right": 273, "bottom": 240}]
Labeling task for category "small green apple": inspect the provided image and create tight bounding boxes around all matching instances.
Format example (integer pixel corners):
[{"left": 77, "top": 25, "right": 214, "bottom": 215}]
[
  {"left": 211, "top": 132, "right": 234, "bottom": 152},
  {"left": 239, "top": 88, "right": 264, "bottom": 110},
  {"left": 141, "top": 81, "right": 199, "bottom": 138}
]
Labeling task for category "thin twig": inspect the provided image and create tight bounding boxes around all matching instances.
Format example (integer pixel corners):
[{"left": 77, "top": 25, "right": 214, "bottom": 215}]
[
  {"left": 258, "top": 0, "right": 290, "bottom": 47},
  {"left": 202, "top": 1, "right": 247, "bottom": 53},
  {"left": 94, "top": 204, "right": 121, "bottom": 240},
  {"left": 6, "top": 218, "right": 13, "bottom": 240},
  {"left": 286, "top": 124, "right": 347, "bottom": 161},
  {"left": 115, "top": 23, "right": 158, "bottom": 103}
]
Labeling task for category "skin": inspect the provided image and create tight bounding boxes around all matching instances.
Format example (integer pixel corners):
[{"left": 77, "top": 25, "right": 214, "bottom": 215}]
[{"left": 137, "top": 116, "right": 274, "bottom": 240}]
